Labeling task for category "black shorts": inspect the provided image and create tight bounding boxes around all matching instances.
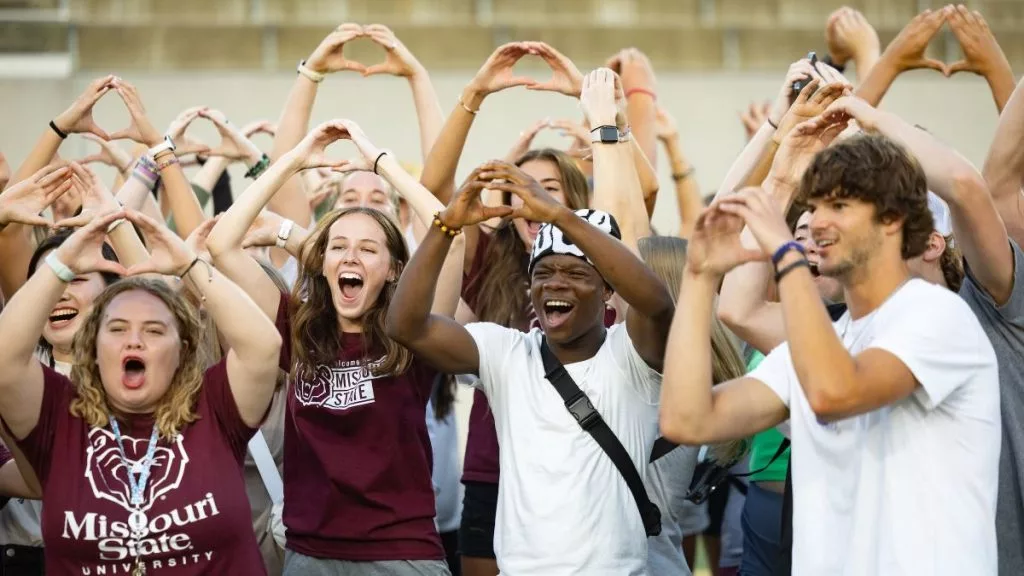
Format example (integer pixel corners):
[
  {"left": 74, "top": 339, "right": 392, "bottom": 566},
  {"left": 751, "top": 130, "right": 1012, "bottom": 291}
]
[{"left": 458, "top": 481, "right": 498, "bottom": 558}]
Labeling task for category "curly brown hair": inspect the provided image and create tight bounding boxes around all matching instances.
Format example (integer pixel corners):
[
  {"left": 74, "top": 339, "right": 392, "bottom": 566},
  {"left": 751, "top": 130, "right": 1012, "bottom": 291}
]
[
  {"left": 291, "top": 207, "right": 411, "bottom": 377},
  {"left": 69, "top": 277, "right": 205, "bottom": 440},
  {"left": 796, "top": 133, "right": 933, "bottom": 260},
  {"left": 472, "top": 149, "right": 590, "bottom": 327}
]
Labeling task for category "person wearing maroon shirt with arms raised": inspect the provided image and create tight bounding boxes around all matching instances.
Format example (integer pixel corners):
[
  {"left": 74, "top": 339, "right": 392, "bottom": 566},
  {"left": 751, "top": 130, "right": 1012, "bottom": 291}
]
[
  {"left": 0, "top": 208, "right": 282, "bottom": 575},
  {"left": 205, "top": 118, "right": 465, "bottom": 575}
]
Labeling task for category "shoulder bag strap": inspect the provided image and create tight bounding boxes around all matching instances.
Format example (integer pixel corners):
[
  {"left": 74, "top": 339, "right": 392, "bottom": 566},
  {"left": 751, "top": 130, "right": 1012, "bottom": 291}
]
[
  {"left": 540, "top": 337, "right": 662, "bottom": 537},
  {"left": 247, "top": 430, "right": 283, "bottom": 505}
]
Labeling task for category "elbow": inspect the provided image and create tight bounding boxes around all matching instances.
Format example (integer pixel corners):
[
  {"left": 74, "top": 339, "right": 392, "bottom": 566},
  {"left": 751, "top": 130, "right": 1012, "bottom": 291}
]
[
  {"left": 658, "top": 405, "right": 708, "bottom": 445},
  {"left": 716, "top": 304, "right": 746, "bottom": 335},
  {"left": 805, "top": 386, "right": 847, "bottom": 422},
  {"left": 204, "top": 231, "right": 231, "bottom": 258},
  {"left": 946, "top": 167, "right": 988, "bottom": 206},
  {"left": 384, "top": 304, "right": 415, "bottom": 346}
]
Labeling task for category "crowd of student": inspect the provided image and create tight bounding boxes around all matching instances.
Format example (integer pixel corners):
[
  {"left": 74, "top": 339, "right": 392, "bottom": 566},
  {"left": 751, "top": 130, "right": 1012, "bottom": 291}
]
[{"left": 0, "top": 3, "right": 1019, "bottom": 575}]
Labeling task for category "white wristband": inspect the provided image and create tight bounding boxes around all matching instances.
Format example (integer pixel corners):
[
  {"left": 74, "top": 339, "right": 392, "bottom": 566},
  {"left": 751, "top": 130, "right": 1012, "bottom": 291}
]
[
  {"left": 297, "top": 60, "right": 325, "bottom": 84},
  {"left": 45, "top": 251, "right": 75, "bottom": 283},
  {"left": 276, "top": 219, "right": 295, "bottom": 249}
]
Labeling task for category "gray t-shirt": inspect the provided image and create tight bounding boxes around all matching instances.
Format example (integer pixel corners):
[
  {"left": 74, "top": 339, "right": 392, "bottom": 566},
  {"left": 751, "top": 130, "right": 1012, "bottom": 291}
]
[
  {"left": 645, "top": 445, "right": 700, "bottom": 575},
  {"left": 959, "top": 239, "right": 1024, "bottom": 575}
]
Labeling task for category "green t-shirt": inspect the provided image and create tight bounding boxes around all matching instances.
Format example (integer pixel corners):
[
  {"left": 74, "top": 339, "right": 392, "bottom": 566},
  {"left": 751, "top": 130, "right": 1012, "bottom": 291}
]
[{"left": 746, "top": 350, "right": 790, "bottom": 482}]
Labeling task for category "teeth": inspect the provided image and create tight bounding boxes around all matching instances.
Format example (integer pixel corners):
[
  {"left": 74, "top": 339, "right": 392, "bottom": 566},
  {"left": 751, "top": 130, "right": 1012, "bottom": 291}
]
[
  {"left": 545, "top": 300, "right": 573, "bottom": 310},
  {"left": 339, "top": 273, "right": 363, "bottom": 281}
]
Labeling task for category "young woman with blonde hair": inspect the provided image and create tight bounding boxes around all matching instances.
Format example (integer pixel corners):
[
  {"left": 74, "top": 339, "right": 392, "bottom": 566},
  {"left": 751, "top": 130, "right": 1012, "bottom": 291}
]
[{"left": 0, "top": 209, "right": 282, "bottom": 575}]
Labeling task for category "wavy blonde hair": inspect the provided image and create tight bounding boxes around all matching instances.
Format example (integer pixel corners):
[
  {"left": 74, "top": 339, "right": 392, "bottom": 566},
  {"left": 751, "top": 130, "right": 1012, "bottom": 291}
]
[
  {"left": 638, "top": 236, "right": 750, "bottom": 464},
  {"left": 69, "top": 277, "right": 205, "bottom": 440}
]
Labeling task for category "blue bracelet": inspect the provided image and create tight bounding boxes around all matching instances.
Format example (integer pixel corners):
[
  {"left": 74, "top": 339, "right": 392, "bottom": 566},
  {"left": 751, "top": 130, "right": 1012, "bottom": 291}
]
[{"left": 771, "top": 240, "right": 806, "bottom": 266}]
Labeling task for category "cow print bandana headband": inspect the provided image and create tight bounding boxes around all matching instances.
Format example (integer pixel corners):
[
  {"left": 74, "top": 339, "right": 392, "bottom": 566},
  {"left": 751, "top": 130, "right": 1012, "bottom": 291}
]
[{"left": 529, "top": 209, "right": 622, "bottom": 275}]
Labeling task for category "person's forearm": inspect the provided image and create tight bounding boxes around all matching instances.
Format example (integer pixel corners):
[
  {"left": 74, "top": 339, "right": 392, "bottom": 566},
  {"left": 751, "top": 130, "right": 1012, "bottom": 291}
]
[
  {"left": 419, "top": 88, "right": 482, "bottom": 204},
  {"left": 0, "top": 264, "right": 66, "bottom": 371},
  {"left": 630, "top": 139, "right": 660, "bottom": 218},
  {"left": 591, "top": 142, "right": 650, "bottom": 251},
  {"left": 626, "top": 93, "right": 658, "bottom": 174},
  {"left": 106, "top": 219, "right": 150, "bottom": 269},
  {"left": 659, "top": 268, "right": 718, "bottom": 441},
  {"left": 280, "top": 223, "right": 311, "bottom": 260},
  {"left": 158, "top": 163, "right": 205, "bottom": 239},
  {"left": 552, "top": 206, "right": 671, "bottom": 317},
  {"left": 853, "top": 49, "right": 881, "bottom": 84},
  {"left": 268, "top": 76, "right": 318, "bottom": 228},
  {"left": 718, "top": 257, "right": 784, "bottom": 354},
  {"left": 408, "top": 71, "right": 445, "bottom": 162},
  {"left": 714, "top": 122, "right": 777, "bottom": 202},
  {"left": 0, "top": 461, "right": 38, "bottom": 500},
  {"left": 186, "top": 260, "right": 280, "bottom": 360},
  {"left": 192, "top": 156, "right": 231, "bottom": 192},
  {"left": 664, "top": 137, "right": 702, "bottom": 238},
  {"left": 377, "top": 155, "right": 446, "bottom": 228},
  {"left": 871, "top": 110, "right": 975, "bottom": 202},
  {"left": 854, "top": 56, "right": 900, "bottom": 107},
  {"left": 207, "top": 153, "right": 301, "bottom": 256},
  {"left": 985, "top": 63, "right": 1016, "bottom": 114},
  {"left": 983, "top": 77, "right": 1024, "bottom": 238},
  {"left": 0, "top": 226, "right": 37, "bottom": 299},
  {"left": 433, "top": 233, "right": 466, "bottom": 318},
  {"left": 387, "top": 224, "right": 453, "bottom": 339},
  {"left": 11, "top": 130, "right": 62, "bottom": 186},
  {"left": 776, "top": 251, "right": 856, "bottom": 412}
]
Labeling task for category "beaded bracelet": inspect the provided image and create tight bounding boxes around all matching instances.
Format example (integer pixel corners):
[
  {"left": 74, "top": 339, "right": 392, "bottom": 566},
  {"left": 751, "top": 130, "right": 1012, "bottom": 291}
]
[
  {"left": 156, "top": 154, "right": 179, "bottom": 171},
  {"left": 432, "top": 211, "right": 461, "bottom": 237}
]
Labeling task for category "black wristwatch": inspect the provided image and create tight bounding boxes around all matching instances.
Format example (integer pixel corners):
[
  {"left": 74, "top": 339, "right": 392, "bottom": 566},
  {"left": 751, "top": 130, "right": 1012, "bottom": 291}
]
[{"left": 590, "top": 125, "right": 621, "bottom": 144}]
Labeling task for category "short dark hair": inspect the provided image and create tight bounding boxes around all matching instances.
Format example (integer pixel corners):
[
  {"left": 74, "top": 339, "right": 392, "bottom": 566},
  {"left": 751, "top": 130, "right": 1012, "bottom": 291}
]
[{"left": 796, "top": 133, "right": 933, "bottom": 260}]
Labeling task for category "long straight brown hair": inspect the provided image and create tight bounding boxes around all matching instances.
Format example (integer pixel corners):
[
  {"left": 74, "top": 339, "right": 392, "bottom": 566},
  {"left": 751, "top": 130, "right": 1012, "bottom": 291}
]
[
  {"left": 290, "top": 207, "right": 412, "bottom": 377},
  {"left": 472, "top": 149, "right": 590, "bottom": 327},
  {"left": 638, "top": 236, "right": 749, "bottom": 463}
]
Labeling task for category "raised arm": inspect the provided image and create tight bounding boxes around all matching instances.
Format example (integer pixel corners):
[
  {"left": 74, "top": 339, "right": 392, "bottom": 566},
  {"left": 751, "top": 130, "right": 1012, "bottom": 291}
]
[
  {"left": 387, "top": 170, "right": 510, "bottom": 375},
  {"left": 713, "top": 59, "right": 820, "bottom": 201},
  {"left": 855, "top": 8, "right": 946, "bottom": 107},
  {"left": 269, "top": 24, "right": 365, "bottom": 228},
  {"left": 109, "top": 79, "right": 205, "bottom": 239},
  {"left": 483, "top": 158, "right": 675, "bottom": 369},
  {"left": 829, "top": 97, "right": 1013, "bottom": 303},
  {"left": 718, "top": 113, "right": 843, "bottom": 351},
  {"left": 656, "top": 107, "right": 702, "bottom": 238},
  {"left": 946, "top": 6, "right": 1014, "bottom": 114},
  {"left": 0, "top": 211, "right": 127, "bottom": 440},
  {"left": 421, "top": 42, "right": 537, "bottom": 205},
  {"left": 824, "top": 6, "right": 881, "bottom": 83},
  {"left": 983, "top": 77, "right": 1024, "bottom": 244},
  {"left": 0, "top": 164, "right": 73, "bottom": 297},
  {"left": 582, "top": 68, "right": 650, "bottom": 251},
  {"left": 336, "top": 119, "right": 465, "bottom": 318},
  {"left": 361, "top": 25, "right": 444, "bottom": 160},
  {"left": 660, "top": 203, "right": 787, "bottom": 444},
  {"left": 124, "top": 210, "right": 281, "bottom": 428},
  {"left": 206, "top": 121, "right": 348, "bottom": 320}
]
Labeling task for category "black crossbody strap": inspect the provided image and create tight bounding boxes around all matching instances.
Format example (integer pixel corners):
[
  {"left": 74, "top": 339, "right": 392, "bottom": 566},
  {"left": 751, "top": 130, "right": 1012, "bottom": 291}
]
[{"left": 539, "top": 337, "right": 662, "bottom": 537}]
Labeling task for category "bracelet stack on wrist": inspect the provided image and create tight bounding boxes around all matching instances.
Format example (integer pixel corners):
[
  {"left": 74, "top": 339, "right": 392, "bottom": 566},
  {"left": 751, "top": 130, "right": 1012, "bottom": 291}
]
[
  {"left": 155, "top": 153, "right": 179, "bottom": 171},
  {"left": 245, "top": 153, "right": 271, "bottom": 179},
  {"left": 432, "top": 211, "right": 462, "bottom": 238},
  {"left": 132, "top": 156, "right": 160, "bottom": 190}
]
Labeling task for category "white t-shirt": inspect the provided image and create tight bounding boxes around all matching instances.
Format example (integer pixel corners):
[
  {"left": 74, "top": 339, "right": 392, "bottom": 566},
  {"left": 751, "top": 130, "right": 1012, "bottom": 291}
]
[
  {"left": 464, "top": 322, "right": 661, "bottom": 576},
  {"left": 749, "top": 279, "right": 1000, "bottom": 575}
]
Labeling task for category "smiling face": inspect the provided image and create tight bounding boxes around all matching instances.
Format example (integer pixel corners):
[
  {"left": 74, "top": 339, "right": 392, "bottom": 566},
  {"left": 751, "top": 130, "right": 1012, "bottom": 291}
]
[
  {"left": 95, "top": 290, "right": 182, "bottom": 414},
  {"left": 333, "top": 171, "right": 398, "bottom": 221},
  {"left": 40, "top": 249, "right": 108, "bottom": 359},
  {"left": 512, "top": 159, "right": 568, "bottom": 252},
  {"left": 807, "top": 197, "right": 887, "bottom": 283},
  {"left": 530, "top": 254, "right": 610, "bottom": 343},
  {"left": 794, "top": 211, "right": 844, "bottom": 303},
  {"left": 322, "top": 211, "right": 397, "bottom": 333}
]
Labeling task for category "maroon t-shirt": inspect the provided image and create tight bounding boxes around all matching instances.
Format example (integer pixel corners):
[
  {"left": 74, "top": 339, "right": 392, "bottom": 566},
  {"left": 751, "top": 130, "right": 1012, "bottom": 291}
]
[
  {"left": 276, "top": 293, "right": 444, "bottom": 561},
  {"left": 8, "top": 363, "right": 266, "bottom": 575},
  {"left": 460, "top": 233, "right": 616, "bottom": 485}
]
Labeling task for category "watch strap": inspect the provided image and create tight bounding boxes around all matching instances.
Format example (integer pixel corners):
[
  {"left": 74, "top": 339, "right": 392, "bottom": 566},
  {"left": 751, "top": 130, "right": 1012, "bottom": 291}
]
[{"left": 148, "top": 135, "right": 176, "bottom": 158}]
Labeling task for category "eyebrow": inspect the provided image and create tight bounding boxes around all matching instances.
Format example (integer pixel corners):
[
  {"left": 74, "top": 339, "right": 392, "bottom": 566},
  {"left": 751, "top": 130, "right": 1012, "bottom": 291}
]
[
  {"left": 539, "top": 178, "right": 562, "bottom": 184},
  {"left": 329, "top": 236, "right": 382, "bottom": 246},
  {"left": 106, "top": 318, "right": 169, "bottom": 328}
]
